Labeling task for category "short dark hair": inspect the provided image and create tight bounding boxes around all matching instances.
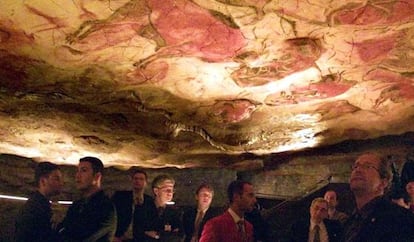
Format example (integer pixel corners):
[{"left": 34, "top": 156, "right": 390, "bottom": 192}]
[
  {"left": 35, "top": 162, "right": 60, "bottom": 186},
  {"left": 196, "top": 183, "right": 214, "bottom": 195},
  {"left": 79, "top": 156, "right": 104, "bottom": 174},
  {"left": 227, "top": 180, "right": 251, "bottom": 204},
  {"left": 129, "top": 167, "right": 148, "bottom": 180}
]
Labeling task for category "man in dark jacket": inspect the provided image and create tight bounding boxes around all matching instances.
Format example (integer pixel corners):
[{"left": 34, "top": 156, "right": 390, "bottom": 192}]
[
  {"left": 111, "top": 168, "right": 153, "bottom": 242},
  {"left": 342, "top": 152, "right": 414, "bottom": 242},
  {"left": 58, "top": 156, "right": 116, "bottom": 242},
  {"left": 183, "top": 183, "right": 221, "bottom": 242},
  {"left": 15, "top": 162, "right": 64, "bottom": 242},
  {"left": 143, "top": 174, "right": 184, "bottom": 242},
  {"left": 288, "top": 197, "right": 342, "bottom": 242}
]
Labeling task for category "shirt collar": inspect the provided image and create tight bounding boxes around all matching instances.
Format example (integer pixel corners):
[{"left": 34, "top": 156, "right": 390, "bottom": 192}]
[{"left": 228, "top": 208, "right": 243, "bottom": 223}]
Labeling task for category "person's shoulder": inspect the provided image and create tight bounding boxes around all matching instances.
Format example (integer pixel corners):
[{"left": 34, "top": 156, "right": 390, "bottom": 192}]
[
  {"left": 166, "top": 204, "right": 183, "bottom": 213},
  {"left": 375, "top": 198, "right": 414, "bottom": 220},
  {"left": 111, "top": 190, "right": 132, "bottom": 199},
  {"left": 324, "top": 218, "right": 342, "bottom": 228},
  {"left": 207, "top": 211, "right": 230, "bottom": 224},
  {"left": 113, "top": 190, "right": 132, "bottom": 195},
  {"left": 337, "top": 210, "right": 349, "bottom": 217},
  {"left": 183, "top": 206, "right": 196, "bottom": 214},
  {"left": 143, "top": 193, "right": 153, "bottom": 202}
]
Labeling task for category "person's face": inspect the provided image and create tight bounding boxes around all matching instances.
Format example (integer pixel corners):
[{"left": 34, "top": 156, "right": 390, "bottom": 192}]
[
  {"left": 132, "top": 173, "right": 147, "bottom": 192},
  {"left": 406, "top": 182, "right": 414, "bottom": 198},
  {"left": 154, "top": 180, "right": 174, "bottom": 204},
  {"left": 196, "top": 187, "right": 213, "bottom": 210},
  {"left": 237, "top": 184, "right": 257, "bottom": 213},
  {"left": 75, "top": 161, "right": 99, "bottom": 192},
  {"left": 43, "top": 169, "right": 64, "bottom": 197},
  {"left": 324, "top": 191, "right": 338, "bottom": 208},
  {"left": 310, "top": 201, "right": 328, "bottom": 223},
  {"left": 349, "top": 154, "right": 387, "bottom": 195}
]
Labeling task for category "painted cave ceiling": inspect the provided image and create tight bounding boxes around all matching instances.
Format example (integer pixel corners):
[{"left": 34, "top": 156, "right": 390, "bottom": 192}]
[{"left": 1, "top": 0, "right": 414, "bottom": 169}]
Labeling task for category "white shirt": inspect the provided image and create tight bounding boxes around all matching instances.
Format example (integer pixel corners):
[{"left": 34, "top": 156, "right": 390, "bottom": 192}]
[{"left": 308, "top": 220, "right": 329, "bottom": 242}]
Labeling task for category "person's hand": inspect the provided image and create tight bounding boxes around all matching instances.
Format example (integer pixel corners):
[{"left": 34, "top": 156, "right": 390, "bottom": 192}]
[{"left": 145, "top": 231, "right": 160, "bottom": 239}]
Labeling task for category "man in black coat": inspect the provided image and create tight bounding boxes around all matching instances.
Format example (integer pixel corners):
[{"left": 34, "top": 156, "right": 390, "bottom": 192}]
[
  {"left": 111, "top": 168, "right": 153, "bottom": 242},
  {"left": 288, "top": 197, "right": 343, "bottom": 242},
  {"left": 58, "top": 156, "right": 116, "bottom": 242},
  {"left": 183, "top": 184, "right": 221, "bottom": 242},
  {"left": 15, "top": 162, "right": 64, "bottom": 242},
  {"left": 342, "top": 152, "right": 414, "bottom": 242},
  {"left": 143, "top": 174, "right": 184, "bottom": 242}
]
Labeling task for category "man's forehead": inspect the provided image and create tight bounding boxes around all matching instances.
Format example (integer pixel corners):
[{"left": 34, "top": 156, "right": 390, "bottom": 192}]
[
  {"left": 133, "top": 173, "right": 146, "bottom": 179},
  {"left": 356, "top": 153, "right": 380, "bottom": 164},
  {"left": 78, "top": 162, "right": 92, "bottom": 168},
  {"left": 313, "top": 201, "right": 328, "bottom": 209},
  {"left": 160, "top": 180, "right": 174, "bottom": 187}
]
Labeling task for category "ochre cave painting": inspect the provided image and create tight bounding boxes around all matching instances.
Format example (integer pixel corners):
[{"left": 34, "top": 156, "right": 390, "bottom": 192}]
[{"left": 208, "top": 99, "right": 258, "bottom": 124}]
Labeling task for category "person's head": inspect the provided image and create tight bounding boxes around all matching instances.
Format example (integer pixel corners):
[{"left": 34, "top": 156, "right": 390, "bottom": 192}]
[
  {"left": 227, "top": 180, "right": 257, "bottom": 215},
  {"left": 76, "top": 156, "right": 104, "bottom": 196},
  {"left": 324, "top": 190, "right": 339, "bottom": 209},
  {"left": 130, "top": 168, "right": 148, "bottom": 192},
  {"left": 310, "top": 197, "right": 328, "bottom": 224},
  {"left": 406, "top": 181, "right": 414, "bottom": 200},
  {"left": 152, "top": 174, "right": 175, "bottom": 206},
  {"left": 350, "top": 152, "right": 391, "bottom": 197},
  {"left": 35, "top": 162, "right": 64, "bottom": 198},
  {"left": 195, "top": 184, "right": 214, "bottom": 210}
]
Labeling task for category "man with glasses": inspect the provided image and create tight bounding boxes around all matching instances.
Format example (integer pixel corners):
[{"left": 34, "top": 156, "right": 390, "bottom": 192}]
[
  {"left": 342, "top": 152, "right": 414, "bottom": 242},
  {"left": 143, "top": 174, "right": 184, "bottom": 242}
]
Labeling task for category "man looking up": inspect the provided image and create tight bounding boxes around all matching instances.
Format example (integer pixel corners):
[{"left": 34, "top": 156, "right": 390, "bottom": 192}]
[
  {"left": 342, "top": 152, "right": 414, "bottom": 242},
  {"left": 15, "top": 162, "right": 64, "bottom": 242},
  {"left": 59, "top": 156, "right": 116, "bottom": 242}
]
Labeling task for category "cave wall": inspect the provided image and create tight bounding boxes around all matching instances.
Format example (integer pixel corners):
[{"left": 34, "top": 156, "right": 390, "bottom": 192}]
[{"left": 1, "top": 135, "right": 414, "bottom": 241}]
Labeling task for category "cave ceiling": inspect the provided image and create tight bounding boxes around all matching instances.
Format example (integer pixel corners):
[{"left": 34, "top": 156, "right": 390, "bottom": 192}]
[{"left": 1, "top": 0, "right": 414, "bottom": 169}]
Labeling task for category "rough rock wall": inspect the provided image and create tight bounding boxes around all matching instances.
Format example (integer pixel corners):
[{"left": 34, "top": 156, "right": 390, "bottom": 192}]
[{"left": 1, "top": 135, "right": 414, "bottom": 241}]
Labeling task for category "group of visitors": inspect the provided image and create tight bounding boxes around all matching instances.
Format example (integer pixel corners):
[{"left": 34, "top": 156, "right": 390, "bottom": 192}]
[{"left": 14, "top": 152, "right": 414, "bottom": 241}]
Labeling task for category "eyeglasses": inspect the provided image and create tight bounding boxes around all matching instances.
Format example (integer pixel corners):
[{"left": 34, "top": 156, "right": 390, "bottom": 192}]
[{"left": 351, "top": 163, "right": 380, "bottom": 172}]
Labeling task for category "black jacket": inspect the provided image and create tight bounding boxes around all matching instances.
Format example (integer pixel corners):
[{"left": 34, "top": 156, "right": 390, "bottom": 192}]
[
  {"left": 111, "top": 190, "right": 153, "bottom": 241},
  {"left": 142, "top": 201, "right": 184, "bottom": 242},
  {"left": 342, "top": 196, "right": 414, "bottom": 242},
  {"left": 182, "top": 206, "right": 221, "bottom": 242},
  {"left": 15, "top": 191, "right": 59, "bottom": 242},
  {"left": 59, "top": 190, "right": 117, "bottom": 242}
]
